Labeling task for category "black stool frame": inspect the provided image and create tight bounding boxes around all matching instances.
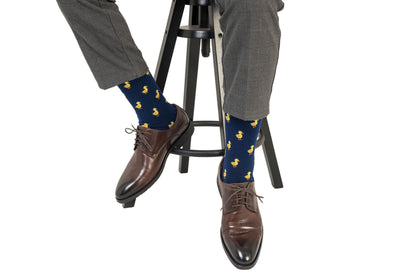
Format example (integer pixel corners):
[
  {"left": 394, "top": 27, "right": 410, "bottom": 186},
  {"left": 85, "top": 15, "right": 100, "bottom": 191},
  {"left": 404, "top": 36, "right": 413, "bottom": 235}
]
[{"left": 154, "top": 0, "right": 283, "bottom": 189}]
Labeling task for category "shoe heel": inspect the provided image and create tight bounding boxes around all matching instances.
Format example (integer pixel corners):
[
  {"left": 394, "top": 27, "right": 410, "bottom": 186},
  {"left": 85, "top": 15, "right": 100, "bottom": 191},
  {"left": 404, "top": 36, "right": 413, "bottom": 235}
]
[
  {"left": 122, "top": 199, "right": 136, "bottom": 208},
  {"left": 173, "top": 121, "right": 194, "bottom": 148}
]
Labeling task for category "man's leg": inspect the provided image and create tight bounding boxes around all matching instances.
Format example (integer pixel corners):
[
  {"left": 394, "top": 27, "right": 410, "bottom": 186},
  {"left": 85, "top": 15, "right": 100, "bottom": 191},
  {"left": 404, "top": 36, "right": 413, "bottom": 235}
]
[
  {"left": 57, "top": 0, "right": 148, "bottom": 89},
  {"left": 56, "top": 0, "right": 194, "bottom": 207},
  {"left": 217, "top": 0, "right": 283, "bottom": 121},
  {"left": 215, "top": 0, "right": 284, "bottom": 269}
]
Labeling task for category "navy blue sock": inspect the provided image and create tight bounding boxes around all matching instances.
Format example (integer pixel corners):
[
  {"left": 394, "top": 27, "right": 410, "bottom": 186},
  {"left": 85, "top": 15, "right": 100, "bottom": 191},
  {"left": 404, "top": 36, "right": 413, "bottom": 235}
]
[
  {"left": 222, "top": 113, "right": 263, "bottom": 183},
  {"left": 118, "top": 71, "right": 177, "bottom": 130}
]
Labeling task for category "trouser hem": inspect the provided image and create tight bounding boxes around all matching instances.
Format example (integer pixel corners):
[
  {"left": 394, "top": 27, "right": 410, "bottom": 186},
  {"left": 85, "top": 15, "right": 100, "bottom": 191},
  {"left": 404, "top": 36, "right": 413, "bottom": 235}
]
[{"left": 97, "top": 67, "right": 149, "bottom": 90}]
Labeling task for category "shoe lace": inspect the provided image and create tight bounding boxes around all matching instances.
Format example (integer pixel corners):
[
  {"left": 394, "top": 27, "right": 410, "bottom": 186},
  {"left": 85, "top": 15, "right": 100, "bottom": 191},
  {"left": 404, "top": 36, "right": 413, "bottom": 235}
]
[
  {"left": 223, "top": 185, "right": 264, "bottom": 209},
  {"left": 125, "top": 124, "right": 152, "bottom": 152}
]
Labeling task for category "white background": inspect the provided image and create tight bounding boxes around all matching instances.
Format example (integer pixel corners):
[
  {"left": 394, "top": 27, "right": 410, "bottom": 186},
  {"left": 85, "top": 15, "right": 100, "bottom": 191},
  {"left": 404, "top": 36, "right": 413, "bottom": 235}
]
[{"left": 1, "top": 0, "right": 416, "bottom": 277}]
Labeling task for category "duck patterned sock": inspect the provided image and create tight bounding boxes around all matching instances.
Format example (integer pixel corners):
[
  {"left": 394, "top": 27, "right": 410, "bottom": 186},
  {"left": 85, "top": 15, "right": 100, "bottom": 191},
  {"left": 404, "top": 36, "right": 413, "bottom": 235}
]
[
  {"left": 118, "top": 71, "right": 177, "bottom": 130},
  {"left": 222, "top": 113, "right": 263, "bottom": 183}
]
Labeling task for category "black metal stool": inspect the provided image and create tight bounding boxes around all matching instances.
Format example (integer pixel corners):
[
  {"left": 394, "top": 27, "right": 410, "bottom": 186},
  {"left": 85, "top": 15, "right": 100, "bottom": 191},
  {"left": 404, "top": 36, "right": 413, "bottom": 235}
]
[{"left": 154, "top": 0, "right": 283, "bottom": 189}]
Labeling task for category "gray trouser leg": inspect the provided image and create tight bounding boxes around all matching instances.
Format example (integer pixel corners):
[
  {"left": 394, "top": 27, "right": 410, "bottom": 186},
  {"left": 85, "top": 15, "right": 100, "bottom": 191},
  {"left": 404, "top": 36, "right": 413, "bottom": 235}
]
[
  {"left": 57, "top": 0, "right": 284, "bottom": 120},
  {"left": 57, "top": 0, "right": 149, "bottom": 89},
  {"left": 216, "top": 0, "right": 284, "bottom": 120}
]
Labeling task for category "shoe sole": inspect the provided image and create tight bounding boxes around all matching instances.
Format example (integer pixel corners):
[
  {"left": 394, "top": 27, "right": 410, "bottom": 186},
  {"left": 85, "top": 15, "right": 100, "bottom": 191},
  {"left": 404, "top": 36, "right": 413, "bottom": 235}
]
[
  {"left": 217, "top": 177, "right": 263, "bottom": 269},
  {"left": 116, "top": 120, "right": 194, "bottom": 208}
]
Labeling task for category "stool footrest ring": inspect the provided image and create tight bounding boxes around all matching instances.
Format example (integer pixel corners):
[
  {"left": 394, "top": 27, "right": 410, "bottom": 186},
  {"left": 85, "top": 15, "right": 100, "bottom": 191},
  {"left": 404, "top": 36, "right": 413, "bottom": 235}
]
[
  {"left": 171, "top": 148, "right": 225, "bottom": 157},
  {"left": 171, "top": 120, "right": 265, "bottom": 157}
]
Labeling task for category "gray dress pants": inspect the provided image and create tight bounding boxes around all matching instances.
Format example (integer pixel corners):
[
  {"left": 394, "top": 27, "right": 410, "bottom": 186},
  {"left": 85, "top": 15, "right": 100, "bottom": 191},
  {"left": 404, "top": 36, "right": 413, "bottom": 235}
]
[{"left": 57, "top": 0, "right": 284, "bottom": 121}]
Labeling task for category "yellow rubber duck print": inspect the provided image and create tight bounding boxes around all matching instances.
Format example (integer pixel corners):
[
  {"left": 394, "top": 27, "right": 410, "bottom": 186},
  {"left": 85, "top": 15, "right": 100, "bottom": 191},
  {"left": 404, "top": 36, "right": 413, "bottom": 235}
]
[
  {"left": 251, "top": 120, "right": 258, "bottom": 128},
  {"left": 146, "top": 71, "right": 150, "bottom": 75},
  {"left": 245, "top": 172, "right": 252, "bottom": 181},
  {"left": 236, "top": 131, "right": 244, "bottom": 141},
  {"left": 168, "top": 121, "right": 175, "bottom": 128},
  {"left": 231, "top": 159, "right": 240, "bottom": 168},
  {"left": 226, "top": 113, "right": 230, "bottom": 123},
  {"left": 153, "top": 108, "right": 159, "bottom": 117},
  {"left": 124, "top": 82, "right": 131, "bottom": 89},
  {"left": 135, "top": 102, "right": 142, "bottom": 109},
  {"left": 227, "top": 141, "right": 231, "bottom": 151},
  {"left": 141, "top": 123, "right": 149, "bottom": 128},
  {"left": 142, "top": 86, "right": 149, "bottom": 94},
  {"left": 155, "top": 90, "right": 160, "bottom": 99},
  {"left": 247, "top": 145, "right": 254, "bottom": 155},
  {"left": 223, "top": 169, "right": 227, "bottom": 179}
]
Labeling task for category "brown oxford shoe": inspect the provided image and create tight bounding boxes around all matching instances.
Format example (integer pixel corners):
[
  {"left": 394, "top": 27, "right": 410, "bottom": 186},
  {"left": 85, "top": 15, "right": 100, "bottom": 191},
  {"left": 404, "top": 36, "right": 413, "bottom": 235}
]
[
  {"left": 217, "top": 158, "right": 264, "bottom": 269},
  {"left": 116, "top": 104, "right": 193, "bottom": 208}
]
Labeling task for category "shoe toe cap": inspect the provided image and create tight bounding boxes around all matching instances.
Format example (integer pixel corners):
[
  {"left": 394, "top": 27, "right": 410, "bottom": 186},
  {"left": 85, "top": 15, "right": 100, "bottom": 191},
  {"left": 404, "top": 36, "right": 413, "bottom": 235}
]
[
  {"left": 222, "top": 231, "right": 263, "bottom": 268},
  {"left": 116, "top": 177, "right": 138, "bottom": 199},
  {"left": 235, "top": 248, "right": 255, "bottom": 265}
]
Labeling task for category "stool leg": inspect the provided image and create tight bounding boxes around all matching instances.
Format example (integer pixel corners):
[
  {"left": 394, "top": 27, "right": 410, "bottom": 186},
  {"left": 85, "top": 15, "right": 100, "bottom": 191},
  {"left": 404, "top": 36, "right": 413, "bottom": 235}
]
[
  {"left": 179, "top": 5, "right": 201, "bottom": 173},
  {"left": 261, "top": 117, "right": 284, "bottom": 188},
  {"left": 154, "top": 0, "right": 185, "bottom": 91},
  {"left": 210, "top": 6, "right": 225, "bottom": 151}
]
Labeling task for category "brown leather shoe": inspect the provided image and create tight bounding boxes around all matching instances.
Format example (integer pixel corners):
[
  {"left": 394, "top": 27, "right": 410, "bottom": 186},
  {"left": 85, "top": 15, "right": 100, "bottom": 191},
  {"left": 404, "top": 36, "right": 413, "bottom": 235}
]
[
  {"left": 116, "top": 104, "right": 193, "bottom": 208},
  {"left": 217, "top": 158, "right": 264, "bottom": 269}
]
